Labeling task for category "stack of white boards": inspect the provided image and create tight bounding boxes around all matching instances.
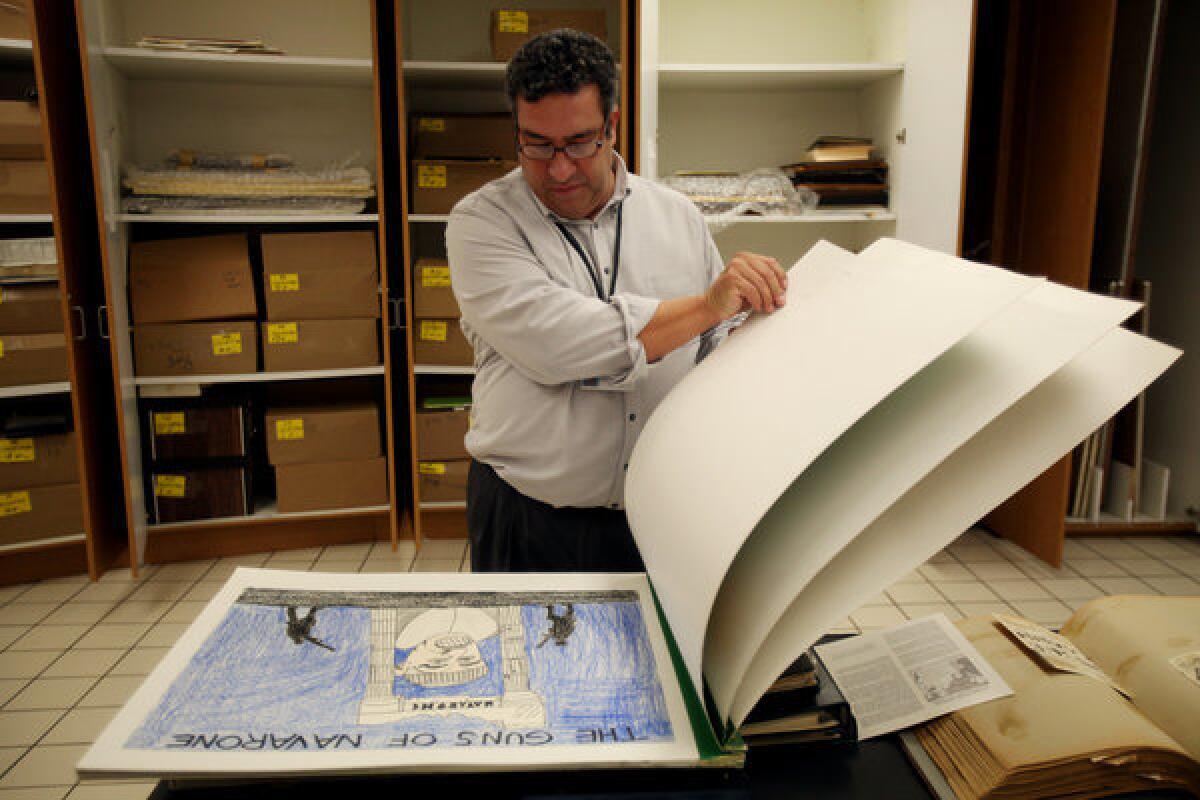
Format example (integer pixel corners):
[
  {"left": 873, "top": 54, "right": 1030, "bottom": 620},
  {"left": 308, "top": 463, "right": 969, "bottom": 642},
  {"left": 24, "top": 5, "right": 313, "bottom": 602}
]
[{"left": 78, "top": 238, "right": 1178, "bottom": 780}]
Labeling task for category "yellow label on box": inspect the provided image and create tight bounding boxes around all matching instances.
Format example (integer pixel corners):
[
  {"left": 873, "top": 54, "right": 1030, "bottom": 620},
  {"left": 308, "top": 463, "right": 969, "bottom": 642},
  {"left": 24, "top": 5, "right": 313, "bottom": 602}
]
[
  {"left": 270, "top": 273, "right": 300, "bottom": 292},
  {"left": 0, "top": 490, "right": 30, "bottom": 516},
  {"left": 421, "top": 266, "right": 452, "bottom": 288},
  {"left": 419, "top": 118, "right": 446, "bottom": 132},
  {"left": 276, "top": 419, "right": 305, "bottom": 441},
  {"left": 154, "top": 412, "right": 186, "bottom": 435},
  {"left": 211, "top": 332, "right": 243, "bottom": 356},
  {"left": 154, "top": 475, "right": 186, "bottom": 498},
  {"left": 0, "top": 438, "right": 35, "bottom": 463},
  {"left": 267, "top": 323, "right": 299, "bottom": 345},
  {"left": 418, "top": 165, "right": 448, "bottom": 189},
  {"left": 0, "top": 287, "right": 5, "bottom": 303},
  {"left": 0, "top": 340, "right": 5, "bottom": 357},
  {"left": 419, "top": 462, "right": 447, "bottom": 475},
  {"left": 498, "top": 10, "right": 529, "bottom": 32},
  {"left": 420, "top": 320, "right": 448, "bottom": 342}
]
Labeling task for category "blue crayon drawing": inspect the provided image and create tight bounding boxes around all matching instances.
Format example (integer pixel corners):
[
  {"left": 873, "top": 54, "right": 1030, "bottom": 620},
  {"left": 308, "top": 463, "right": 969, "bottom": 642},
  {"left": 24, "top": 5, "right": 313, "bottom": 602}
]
[{"left": 126, "top": 588, "right": 674, "bottom": 751}]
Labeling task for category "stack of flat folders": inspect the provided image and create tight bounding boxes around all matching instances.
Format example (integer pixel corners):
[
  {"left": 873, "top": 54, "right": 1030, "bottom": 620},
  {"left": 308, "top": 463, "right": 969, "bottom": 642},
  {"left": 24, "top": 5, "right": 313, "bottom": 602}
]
[
  {"left": 738, "top": 647, "right": 856, "bottom": 746},
  {"left": 782, "top": 136, "right": 888, "bottom": 208}
]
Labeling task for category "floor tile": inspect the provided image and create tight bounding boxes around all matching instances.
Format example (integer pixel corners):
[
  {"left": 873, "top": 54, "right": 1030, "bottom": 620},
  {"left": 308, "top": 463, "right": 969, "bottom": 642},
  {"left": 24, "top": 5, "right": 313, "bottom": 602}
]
[
  {"left": 78, "top": 676, "right": 144, "bottom": 709},
  {"left": 1143, "top": 575, "right": 1200, "bottom": 595},
  {"left": 1109, "top": 558, "right": 1180, "bottom": 578},
  {"left": 202, "top": 555, "right": 270, "bottom": 581},
  {"left": 0, "top": 786, "right": 71, "bottom": 799},
  {"left": 1125, "top": 537, "right": 1195, "bottom": 559},
  {"left": 1037, "top": 578, "right": 1105, "bottom": 601},
  {"left": 67, "top": 782, "right": 159, "bottom": 799},
  {"left": 1008, "top": 599, "right": 1073, "bottom": 627},
  {"left": 1170, "top": 558, "right": 1200, "bottom": 579},
  {"left": 124, "top": 582, "right": 191, "bottom": 605},
  {"left": 138, "top": 624, "right": 187, "bottom": 648},
  {"left": 850, "top": 606, "right": 907, "bottom": 630},
  {"left": 0, "top": 651, "right": 58, "bottom": 680},
  {"left": 40, "top": 650, "right": 124, "bottom": 680},
  {"left": 10, "top": 586, "right": 79, "bottom": 606},
  {"left": 947, "top": 544, "right": 1007, "bottom": 563},
  {"left": 376, "top": 540, "right": 418, "bottom": 558},
  {"left": 263, "top": 547, "right": 323, "bottom": 563},
  {"left": 1061, "top": 540, "right": 1101, "bottom": 559},
  {"left": 1090, "top": 576, "right": 1156, "bottom": 595},
  {"left": 73, "top": 624, "right": 152, "bottom": 651},
  {"left": 954, "top": 602, "right": 1016, "bottom": 617},
  {"left": 179, "top": 584, "right": 223, "bottom": 603},
  {"left": 415, "top": 540, "right": 466, "bottom": 559},
  {"left": 0, "top": 627, "right": 30, "bottom": 649},
  {"left": 146, "top": 562, "right": 212, "bottom": 582},
  {"left": 0, "top": 680, "right": 26, "bottom": 705},
  {"left": 40, "top": 708, "right": 116, "bottom": 746},
  {"left": 360, "top": 560, "right": 413, "bottom": 573},
  {"left": 1015, "top": 560, "right": 1079, "bottom": 580},
  {"left": 0, "top": 744, "right": 89, "bottom": 788},
  {"left": 67, "top": 585, "right": 136, "bottom": 606},
  {"left": 263, "top": 552, "right": 316, "bottom": 568},
  {"left": 37, "top": 606, "right": 115, "bottom": 628},
  {"left": 0, "top": 749, "right": 25, "bottom": 777},
  {"left": 0, "top": 586, "right": 31, "bottom": 604},
  {"left": 8, "top": 627, "right": 88, "bottom": 652},
  {"left": 109, "top": 649, "right": 167, "bottom": 677},
  {"left": 1074, "top": 538, "right": 1144, "bottom": 559},
  {"left": 100, "top": 603, "right": 172, "bottom": 625},
  {"left": 409, "top": 559, "right": 461, "bottom": 573},
  {"left": 318, "top": 543, "right": 372, "bottom": 560},
  {"left": 898, "top": 604, "right": 963, "bottom": 621},
  {"left": 988, "top": 580, "right": 1053, "bottom": 602},
  {"left": 308, "top": 562, "right": 362, "bottom": 574},
  {"left": 886, "top": 583, "right": 945, "bottom": 604},
  {"left": 159, "top": 603, "right": 206, "bottom": 625},
  {"left": 917, "top": 563, "right": 974, "bottom": 582},
  {"left": 95, "top": 567, "right": 152, "bottom": 585},
  {"left": 934, "top": 582, "right": 999, "bottom": 603},
  {"left": 0, "top": 710, "right": 63, "bottom": 746},
  {"left": 966, "top": 563, "right": 1027, "bottom": 581},
  {"left": 0, "top": 606, "right": 59, "bottom": 627},
  {"left": 1065, "top": 559, "right": 1130, "bottom": 578},
  {"left": 6, "top": 678, "right": 96, "bottom": 711}
]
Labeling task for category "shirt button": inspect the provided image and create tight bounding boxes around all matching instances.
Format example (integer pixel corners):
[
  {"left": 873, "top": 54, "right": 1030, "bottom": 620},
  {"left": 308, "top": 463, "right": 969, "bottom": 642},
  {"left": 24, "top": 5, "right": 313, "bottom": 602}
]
[{"left": 628, "top": 413, "right": 636, "bottom": 422}]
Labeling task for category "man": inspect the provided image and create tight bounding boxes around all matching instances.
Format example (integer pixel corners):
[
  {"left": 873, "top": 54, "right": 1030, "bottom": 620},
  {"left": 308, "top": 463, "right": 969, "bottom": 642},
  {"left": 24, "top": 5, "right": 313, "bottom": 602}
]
[{"left": 447, "top": 29, "right": 786, "bottom": 573}]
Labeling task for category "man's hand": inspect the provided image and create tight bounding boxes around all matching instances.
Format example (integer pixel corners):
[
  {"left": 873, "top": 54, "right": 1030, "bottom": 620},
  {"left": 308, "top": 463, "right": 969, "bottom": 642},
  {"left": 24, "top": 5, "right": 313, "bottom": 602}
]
[{"left": 704, "top": 251, "right": 788, "bottom": 319}]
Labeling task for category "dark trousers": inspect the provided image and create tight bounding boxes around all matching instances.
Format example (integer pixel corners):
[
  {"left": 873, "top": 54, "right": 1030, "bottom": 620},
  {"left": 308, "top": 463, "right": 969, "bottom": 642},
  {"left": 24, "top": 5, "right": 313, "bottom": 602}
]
[{"left": 466, "top": 459, "right": 646, "bottom": 573}]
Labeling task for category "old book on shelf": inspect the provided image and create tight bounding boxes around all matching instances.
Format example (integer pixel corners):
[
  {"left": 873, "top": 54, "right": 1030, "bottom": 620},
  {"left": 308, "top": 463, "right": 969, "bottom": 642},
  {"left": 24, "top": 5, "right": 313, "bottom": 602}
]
[
  {"left": 805, "top": 136, "right": 876, "bottom": 162},
  {"left": 914, "top": 596, "right": 1200, "bottom": 800},
  {"left": 79, "top": 239, "right": 1176, "bottom": 779}
]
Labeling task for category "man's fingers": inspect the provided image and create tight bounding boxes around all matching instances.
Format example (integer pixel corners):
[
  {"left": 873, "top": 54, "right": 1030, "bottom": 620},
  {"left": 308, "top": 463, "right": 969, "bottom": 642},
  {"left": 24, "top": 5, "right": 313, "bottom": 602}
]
[
  {"left": 733, "top": 273, "right": 767, "bottom": 313},
  {"left": 737, "top": 261, "right": 776, "bottom": 312},
  {"left": 749, "top": 257, "right": 786, "bottom": 306}
]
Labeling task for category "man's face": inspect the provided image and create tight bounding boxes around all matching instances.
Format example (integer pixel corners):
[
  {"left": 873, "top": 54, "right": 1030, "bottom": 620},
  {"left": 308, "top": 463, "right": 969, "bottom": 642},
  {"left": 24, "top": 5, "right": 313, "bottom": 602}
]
[{"left": 515, "top": 85, "right": 618, "bottom": 220}]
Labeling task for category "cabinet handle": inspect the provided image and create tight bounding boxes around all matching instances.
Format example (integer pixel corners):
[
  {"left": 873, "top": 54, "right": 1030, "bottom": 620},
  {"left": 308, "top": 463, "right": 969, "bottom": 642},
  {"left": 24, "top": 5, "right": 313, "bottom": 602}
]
[
  {"left": 97, "top": 305, "right": 110, "bottom": 339},
  {"left": 72, "top": 305, "right": 87, "bottom": 340},
  {"left": 389, "top": 297, "right": 404, "bottom": 331}
]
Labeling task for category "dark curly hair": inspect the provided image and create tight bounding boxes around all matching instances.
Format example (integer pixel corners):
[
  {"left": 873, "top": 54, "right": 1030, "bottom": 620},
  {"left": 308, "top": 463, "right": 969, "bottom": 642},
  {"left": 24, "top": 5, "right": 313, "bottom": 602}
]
[{"left": 506, "top": 29, "right": 618, "bottom": 119}]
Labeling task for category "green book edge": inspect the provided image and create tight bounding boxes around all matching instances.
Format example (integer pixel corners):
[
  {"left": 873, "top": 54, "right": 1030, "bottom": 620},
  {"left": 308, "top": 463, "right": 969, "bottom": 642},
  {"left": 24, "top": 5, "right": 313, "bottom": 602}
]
[
  {"left": 421, "top": 396, "right": 472, "bottom": 410},
  {"left": 648, "top": 582, "right": 745, "bottom": 763}
]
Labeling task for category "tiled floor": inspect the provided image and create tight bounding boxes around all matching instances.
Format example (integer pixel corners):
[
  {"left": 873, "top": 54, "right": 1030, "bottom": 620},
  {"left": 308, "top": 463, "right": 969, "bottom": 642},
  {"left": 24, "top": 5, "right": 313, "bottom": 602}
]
[{"left": 0, "top": 529, "right": 1198, "bottom": 798}]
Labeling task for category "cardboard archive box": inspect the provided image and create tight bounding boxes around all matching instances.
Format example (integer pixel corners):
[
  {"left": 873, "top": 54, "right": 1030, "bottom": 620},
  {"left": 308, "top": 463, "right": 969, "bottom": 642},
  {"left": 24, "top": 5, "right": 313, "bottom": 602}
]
[
  {"left": 413, "top": 318, "right": 472, "bottom": 366},
  {"left": 0, "top": 431, "right": 78, "bottom": 490},
  {"left": 410, "top": 113, "right": 515, "bottom": 160},
  {"left": 129, "top": 234, "right": 256, "bottom": 324},
  {"left": 0, "top": 0, "right": 29, "bottom": 40},
  {"left": 0, "top": 332, "right": 68, "bottom": 386},
  {"left": 418, "top": 459, "right": 469, "bottom": 503},
  {"left": 260, "top": 230, "right": 380, "bottom": 320},
  {"left": 0, "top": 100, "right": 43, "bottom": 159},
  {"left": 415, "top": 409, "right": 469, "bottom": 460},
  {"left": 261, "top": 318, "right": 379, "bottom": 372},
  {"left": 412, "top": 258, "right": 460, "bottom": 318},
  {"left": 275, "top": 457, "right": 387, "bottom": 513},
  {"left": 490, "top": 9, "right": 607, "bottom": 61},
  {"left": 410, "top": 159, "right": 516, "bottom": 215},
  {"left": 0, "top": 159, "right": 50, "bottom": 214},
  {"left": 0, "top": 483, "right": 84, "bottom": 547},
  {"left": 134, "top": 320, "right": 257, "bottom": 377},
  {"left": 0, "top": 283, "right": 63, "bottom": 333},
  {"left": 147, "top": 406, "right": 249, "bottom": 461},
  {"left": 150, "top": 466, "right": 250, "bottom": 524},
  {"left": 265, "top": 403, "right": 381, "bottom": 466}
]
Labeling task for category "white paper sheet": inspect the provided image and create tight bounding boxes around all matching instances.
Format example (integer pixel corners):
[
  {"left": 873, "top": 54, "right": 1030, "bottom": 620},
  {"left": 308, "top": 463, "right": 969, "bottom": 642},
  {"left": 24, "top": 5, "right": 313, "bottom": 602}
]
[
  {"left": 729, "top": 327, "right": 1180, "bottom": 724},
  {"left": 703, "top": 240, "right": 1139, "bottom": 724},
  {"left": 78, "top": 570, "right": 699, "bottom": 778},
  {"left": 625, "top": 240, "right": 1038, "bottom": 701}
]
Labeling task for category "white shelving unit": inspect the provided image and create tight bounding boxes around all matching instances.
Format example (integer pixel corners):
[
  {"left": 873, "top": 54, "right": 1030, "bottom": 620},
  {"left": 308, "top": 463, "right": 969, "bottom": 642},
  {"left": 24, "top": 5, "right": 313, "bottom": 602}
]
[
  {"left": 640, "top": 0, "right": 974, "bottom": 266},
  {"left": 76, "top": 0, "right": 396, "bottom": 565},
  {"left": 0, "top": 381, "right": 73, "bottom": 399}
]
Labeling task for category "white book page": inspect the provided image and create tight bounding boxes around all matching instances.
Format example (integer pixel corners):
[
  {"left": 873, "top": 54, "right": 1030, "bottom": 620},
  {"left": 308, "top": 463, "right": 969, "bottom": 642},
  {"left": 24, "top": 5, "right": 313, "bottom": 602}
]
[
  {"left": 730, "top": 327, "right": 1180, "bottom": 724},
  {"left": 79, "top": 570, "right": 698, "bottom": 778},
  {"left": 626, "top": 239, "right": 1038, "bottom": 700},
  {"left": 703, "top": 242, "right": 1139, "bottom": 724}
]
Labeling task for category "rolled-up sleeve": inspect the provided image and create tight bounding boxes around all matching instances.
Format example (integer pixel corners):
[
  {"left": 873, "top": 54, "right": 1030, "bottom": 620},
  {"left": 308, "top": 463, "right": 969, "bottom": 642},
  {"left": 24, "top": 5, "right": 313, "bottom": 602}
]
[{"left": 447, "top": 196, "right": 661, "bottom": 388}]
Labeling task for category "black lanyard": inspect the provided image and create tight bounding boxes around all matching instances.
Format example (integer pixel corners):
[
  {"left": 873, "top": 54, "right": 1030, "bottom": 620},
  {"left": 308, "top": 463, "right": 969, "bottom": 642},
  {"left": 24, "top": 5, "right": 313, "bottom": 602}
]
[{"left": 552, "top": 202, "right": 623, "bottom": 300}]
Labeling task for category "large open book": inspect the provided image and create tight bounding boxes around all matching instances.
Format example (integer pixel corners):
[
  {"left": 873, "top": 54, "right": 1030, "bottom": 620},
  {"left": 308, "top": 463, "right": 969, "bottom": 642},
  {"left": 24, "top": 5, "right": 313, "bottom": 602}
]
[
  {"left": 79, "top": 239, "right": 1178, "bottom": 778},
  {"left": 914, "top": 596, "right": 1200, "bottom": 799}
]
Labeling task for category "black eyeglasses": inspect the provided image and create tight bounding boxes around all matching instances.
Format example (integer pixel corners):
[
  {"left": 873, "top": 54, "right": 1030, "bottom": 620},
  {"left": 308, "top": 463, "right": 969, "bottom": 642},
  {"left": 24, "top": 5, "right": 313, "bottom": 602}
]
[{"left": 517, "top": 137, "right": 606, "bottom": 161}]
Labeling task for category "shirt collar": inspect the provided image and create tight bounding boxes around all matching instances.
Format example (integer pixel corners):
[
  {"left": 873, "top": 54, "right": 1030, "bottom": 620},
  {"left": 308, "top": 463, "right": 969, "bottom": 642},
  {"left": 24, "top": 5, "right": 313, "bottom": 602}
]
[{"left": 527, "top": 152, "right": 632, "bottom": 222}]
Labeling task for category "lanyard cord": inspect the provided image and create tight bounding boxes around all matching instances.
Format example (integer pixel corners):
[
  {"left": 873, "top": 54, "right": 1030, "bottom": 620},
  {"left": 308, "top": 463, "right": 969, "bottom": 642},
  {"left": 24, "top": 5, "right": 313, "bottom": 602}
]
[{"left": 552, "top": 201, "right": 624, "bottom": 301}]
